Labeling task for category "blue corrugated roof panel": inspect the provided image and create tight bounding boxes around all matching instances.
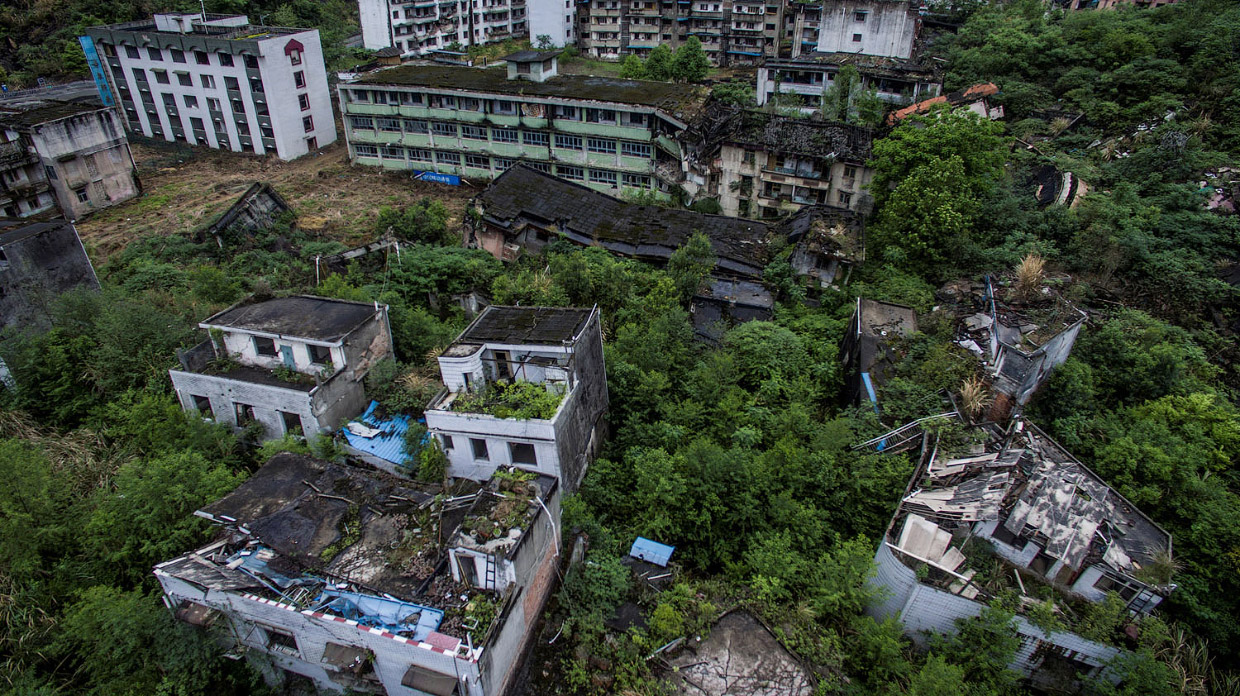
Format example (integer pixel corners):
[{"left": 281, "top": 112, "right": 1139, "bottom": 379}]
[
  {"left": 341, "top": 401, "right": 416, "bottom": 467},
  {"left": 629, "top": 537, "right": 675, "bottom": 567}
]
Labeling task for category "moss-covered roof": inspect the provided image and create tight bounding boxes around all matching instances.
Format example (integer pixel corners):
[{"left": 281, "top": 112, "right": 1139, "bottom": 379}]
[{"left": 351, "top": 64, "right": 709, "bottom": 121}]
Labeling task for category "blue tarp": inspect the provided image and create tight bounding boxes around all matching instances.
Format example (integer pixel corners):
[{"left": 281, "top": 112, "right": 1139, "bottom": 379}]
[
  {"left": 233, "top": 549, "right": 316, "bottom": 590},
  {"left": 316, "top": 590, "right": 444, "bottom": 641},
  {"left": 629, "top": 537, "right": 675, "bottom": 567},
  {"left": 341, "top": 401, "right": 423, "bottom": 468}
]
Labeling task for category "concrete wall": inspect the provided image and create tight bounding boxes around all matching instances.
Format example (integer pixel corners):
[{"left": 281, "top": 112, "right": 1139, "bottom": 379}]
[
  {"left": 0, "top": 221, "right": 99, "bottom": 335},
  {"left": 359, "top": 0, "right": 394, "bottom": 50},
  {"left": 427, "top": 405, "right": 563, "bottom": 481},
  {"left": 170, "top": 369, "right": 319, "bottom": 437},
  {"left": 870, "top": 543, "right": 1121, "bottom": 681},
  {"left": 28, "top": 108, "right": 139, "bottom": 219},
  {"left": 529, "top": 0, "right": 575, "bottom": 48},
  {"left": 256, "top": 29, "right": 337, "bottom": 160},
  {"left": 155, "top": 572, "right": 485, "bottom": 696},
  {"left": 816, "top": 0, "right": 916, "bottom": 58},
  {"left": 478, "top": 484, "right": 563, "bottom": 696},
  {"left": 551, "top": 310, "right": 607, "bottom": 490}
]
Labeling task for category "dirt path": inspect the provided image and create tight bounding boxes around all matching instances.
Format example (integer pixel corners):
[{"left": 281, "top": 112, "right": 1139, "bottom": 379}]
[{"left": 77, "top": 136, "right": 476, "bottom": 259}]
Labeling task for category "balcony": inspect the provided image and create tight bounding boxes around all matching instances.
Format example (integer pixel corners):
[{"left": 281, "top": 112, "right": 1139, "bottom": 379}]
[
  {"left": 0, "top": 140, "right": 36, "bottom": 167},
  {"left": 764, "top": 165, "right": 824, "bottom": 180}
]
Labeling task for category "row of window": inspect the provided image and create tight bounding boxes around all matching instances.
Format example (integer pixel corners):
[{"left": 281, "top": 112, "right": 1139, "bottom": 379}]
[
  {"left": 347, "top": 90, "right": 650, "bottom": 126},
  {"left": 351, "top": 145, "right": 656, "bottom": 188},
  {"left": 130, "top": 66, "right": 305, "bottom": 92},
  {"left": 447, "top": 435, "right": 539, "bottom": 466},
  {"left": 190, "top": 395, "right": 304, "bottom": 437},
  {"left": 113, "top": 42, "right": 304, "bottom": 67},
  {"left": 348, "top": 118, "right": 654, "bottom": 157}
]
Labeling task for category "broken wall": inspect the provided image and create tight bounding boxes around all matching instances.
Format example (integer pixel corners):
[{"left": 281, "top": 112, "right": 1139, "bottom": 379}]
[
  {"left": 30, "top": 108, "right": 139, "bottom": 219},
  {"left": 0, "top": 221, "right": 99, "bottom": 335}
]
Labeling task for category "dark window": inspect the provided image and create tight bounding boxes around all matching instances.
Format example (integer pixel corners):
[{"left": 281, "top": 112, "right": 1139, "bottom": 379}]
[
  {"left": 192, "top": 394, "right": 213, "bottom": 417},
  {"left": 190, "top": 116, "right": 205, "bottom": 132},
  {"left": 309, "top": 344, "right": 332, "bottom": 365},
  {"left": 280, "top": 411, "right": 303, "bottom": 435},
  {"left": 177, "top": 72, "right": 192, "bottom": 86},
  {"left": 264, "top": 628, "right": 298, "bottom": 655},
  {"left": 523, "top": 131, "right": 548, "bottom": 146},
  {"left": 194, "top": 50, "right": 209, "bottom": 64},
  {"left": 441, "top": 435, "right": 454, "bottom": 450},
  {"left": 254, "top": 337, "right": 277, "bottom": 357},
  {"left": 852, "top": 33, "right": 862, "bottom": 42},
  {"left": 170, "top": 48, "right": 185, "bottom": 63},
  {"left": 148, "top": 47, "right": 163, "bottom": 61},
  {"left": 218, "top": 52, "right": 234, "bottom": 67},
  {"left": 510, "top": 442, "right": 537, "bottom": 465},
  {"left": 293, "top": 71, "right": 306, "bottom": 88},
  {"left": 989, "top": 521, "right": 1023, "bottom": 547},
  {"left": 854, "top": 10, "right": 867, "bottom": 21},
  {"left": 74, "top": 187, "right": 89, "bottom": 203},
  {"left": 153, "top": 69, "right": 169, "bottom": 84},
  {"left": 471, "top": 438, "right": 489, "bottom": 460},
  {"left": 298, "top": 93, "right": 310, "bottom": 111},
  {"left": 244, "top": 54, "right": 259, "bottom": 69},
  {"left": 303, "top": 115, "right": 314, "bottom": 132},
  {"left": 234, "top": 402, "right": 256, "bottom": 425},
  {"left": 224, "top": 76, "right": 239, "bottom": 90},
  {"left": 125, "top": 45, "right": 140, "bottom": 59}
]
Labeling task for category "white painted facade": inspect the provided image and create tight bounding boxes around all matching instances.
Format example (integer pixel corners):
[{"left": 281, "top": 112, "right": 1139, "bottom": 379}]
[
  {"left": 815, "top": 0, "right": 918, "bottom": 59},
  {"left": 528, "top": 0, "right": 576, "bottom": 48},
  {"left": 358, "top": 0, "right": 530, "bottom": 57},
  {"left": 86, "top": 14, "right": 337, "bottom": 161}
]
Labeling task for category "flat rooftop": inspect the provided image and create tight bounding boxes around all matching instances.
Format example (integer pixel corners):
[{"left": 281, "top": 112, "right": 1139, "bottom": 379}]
[
  {"left": 351, "top": 64, "right": 707, "bottom": 119},
  {"left": 201, "top": 295, "right": 379, "bottom": 343},
  {"left": 0, "top": 218, "right": 71, "bottom": 246},
  {"left": 720, "top": 109, "right": 873, "bottom": 161},
  {"left": 0, "top": 100, "right": 107, "bottom": 129},
  {"left": 858, "top": 298, "right": 918, "bottom": 338},
  {"left": 456, "top": 305, "right": 593, "bottom": 345},
  {"left": 765, "top": 51, "right": 940, "bottom": 80}
]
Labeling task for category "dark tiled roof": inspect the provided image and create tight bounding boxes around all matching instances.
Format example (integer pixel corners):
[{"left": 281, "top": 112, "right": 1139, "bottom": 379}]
[
  {"left": 503, "top": 50, "right": 561, "bottom": 62},
  {"left": 722, "top": 110, "right": 873, "bottom": 161},
  {"left": 458, "top": 305, "right": 593, "bottom": 344},
  {"left": 201, "top": 295, "right": 378, "bottom": 342},
  {"left": 0, "top": 218, "right": 70, "bottom": 246},
  {"left": 351, "top": 65, "right": 707, "bottom": 120},
  {"left": 0, "top": 100, "right": 107, "bottom": 129},
  {"left": 765, "top": 51, "right": 941, "bottom": 80},
  {"left": 477, "top": 165, "right": 773, "bottom": 276}
]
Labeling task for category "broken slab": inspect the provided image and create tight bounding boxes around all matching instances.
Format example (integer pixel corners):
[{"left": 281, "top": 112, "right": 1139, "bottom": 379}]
[{"left": 667, "top": 610, "right": 813, "bottom": 696}]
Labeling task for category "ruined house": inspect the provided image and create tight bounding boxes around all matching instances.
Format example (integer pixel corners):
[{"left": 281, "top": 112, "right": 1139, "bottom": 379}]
[
  {"left": 868, "top": 420, "right": 1173, "bottom": 691},
  {"left": 169, "top": 295, "right": 393, "bottom": 440},
  {"left": 470, "top": 164, "right": 865, "bottom": 286},
  {"left": 200, "top": 182, "right": 292, "bottom": 246},
  {"left": 0, "top": 217, "right": 100, "bottom": 335},
  {"left": 887, "top": 82, "right": 1003, "bottom": 125},
  {"left": 946, "top": 276, "right": 1087, "bottom": 420},
  {"left": 688, "top": 107, "right": 875, "bottom": 217},
  {"left": 424, "top": 305, "right": 609, "bottom": 492},
  {"left": 155, "top": 452, "right": 563, "bottom": 696},
  {"left": 1031, "top": 165, "right": 1089, "bottom": 210},
  {"left": 839, "top": 297, "right": 918, "bottom": 409},
  {"left": 756, "top": 52, "right": 942, "bottom": 110},
  {"left": 0, "top": 100, "right": 139, "bottom": 219},
  {"left": 665, "top": 610, "right": 814, "bottom": 696}
]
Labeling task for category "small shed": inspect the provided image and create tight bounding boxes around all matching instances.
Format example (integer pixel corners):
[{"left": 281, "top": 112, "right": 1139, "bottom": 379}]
[{"left": 629, "top": 537, "right": 675, "bottom": 567}]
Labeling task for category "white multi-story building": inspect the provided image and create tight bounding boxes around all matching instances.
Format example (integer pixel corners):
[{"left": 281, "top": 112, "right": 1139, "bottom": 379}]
[
  {"left": 529, "top": 0, "right": 576, "bottom": 48},
  {"left": 85, "top": 13, "right": 336, "bottom": 161},
  {"left": 425, "top": 305, "right": 609, "bottom": 492},
  {"left": 814, "top": 0, "right": 919, "bottom": 58},
  {"left": 359, "top": 0, "right": 533, "bottom": 57}
]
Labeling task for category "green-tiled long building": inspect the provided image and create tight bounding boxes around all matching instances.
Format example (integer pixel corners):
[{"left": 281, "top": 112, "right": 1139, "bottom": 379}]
[{"left": 337, "top": 52, "right": 706, "bottom": 198}]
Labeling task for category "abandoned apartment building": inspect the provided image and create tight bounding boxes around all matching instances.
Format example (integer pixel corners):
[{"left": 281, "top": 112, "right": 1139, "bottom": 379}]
[
  {"left": 687, "top": 106, "right": 876, "bottom": 216},
  {"left": 85, "top": 12, "right": 338, "bottom": 160},
  {"left": 155, "top": 451, "right": 564, "bottom": 696},
  {"left": 0, "top": 217, "right": 100, "bottom": 336},
  {"left": 423, "top": 305, "right": 609, "bottom": 491},
  {"left": 0, "top": 100, "right": 140, "bottom": 219},
  {"left": 470, "top": 163, "right": 863, "bottom": 335},
  {"left": 338, "top": 51, "right": 707, "bottom": 199},
  {"left": 169, "top": 295, "right": 393, "bottom": 440},
  {"left": 866, "top": 420, "right": 1174, "bottom": 692}
]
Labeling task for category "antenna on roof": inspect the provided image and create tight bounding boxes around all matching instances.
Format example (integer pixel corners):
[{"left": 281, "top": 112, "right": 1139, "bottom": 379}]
[{"left": 199, "top": 0, "right": 207, "bottom": 21}]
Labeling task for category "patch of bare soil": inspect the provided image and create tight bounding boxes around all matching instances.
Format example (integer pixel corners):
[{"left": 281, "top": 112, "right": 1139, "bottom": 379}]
[{"left": 76, "top": 136, "right": 477, "bottom": 259}]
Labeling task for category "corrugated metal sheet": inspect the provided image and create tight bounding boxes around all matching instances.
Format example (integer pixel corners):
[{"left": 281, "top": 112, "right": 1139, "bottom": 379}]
[
  {"left": 629, "top": 537, "right": 675, "bottom": 567},
  {"left": 341, "top": 401, "right": 418, "bottom": 468}
]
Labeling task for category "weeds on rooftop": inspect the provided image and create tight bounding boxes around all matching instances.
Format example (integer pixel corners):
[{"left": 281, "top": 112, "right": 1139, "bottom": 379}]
[{"left": 452, "top": 381, "right": 565, "bottom": 420}]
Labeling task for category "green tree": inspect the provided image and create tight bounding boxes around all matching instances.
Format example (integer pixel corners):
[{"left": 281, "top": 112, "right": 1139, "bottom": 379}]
[
  {"left": 671, "top": 36, "right": 710, "bottom": 83},
  {"left": 666, "top": 231, "right": 716, "bottom": 302},
  {"left": 644, "top": 44, "right": 675, "bottom": 82},
  {"left": 869, "top": 107, "right": 1006, "bottom": 208},
  {"left": 870, "top": 156, "right": 981, "bottom": 276},
  {"left": 711, "top": 81, "right": 755, "bottom": 107},
  {"left": 619, "top": 54, "right": 647, "bottom": 79}
]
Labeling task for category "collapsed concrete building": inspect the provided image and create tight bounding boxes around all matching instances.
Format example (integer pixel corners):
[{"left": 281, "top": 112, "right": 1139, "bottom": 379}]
[
  {"left": 200, "top": 182, "right": 292, "bottom": 246},
  {"left": 424, "top": 305, "right": 609, "bottom": 491},
  {"left": 757, "top": 51, "right": 942, "bottom": 110},
  {"left": 155, "top": 452, "right": 563, "bottom": 696},
  {"left": 170, "top": 295, "right": 393, "bottom": 440},
  {"left": 687, "top": 106, "right": 876, "bottom": 217},
  {"left": 0, "top": 217, "right": 100, "bottom": 335},
  {"left": 0, "top": 100, "right": 140, "bottom": 219},
  {"left": 839, "top": 297, "right": 918, "bottom": 409},
  {"left": 868, "top": 420, "right": 1174, "bottom": 692}
]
